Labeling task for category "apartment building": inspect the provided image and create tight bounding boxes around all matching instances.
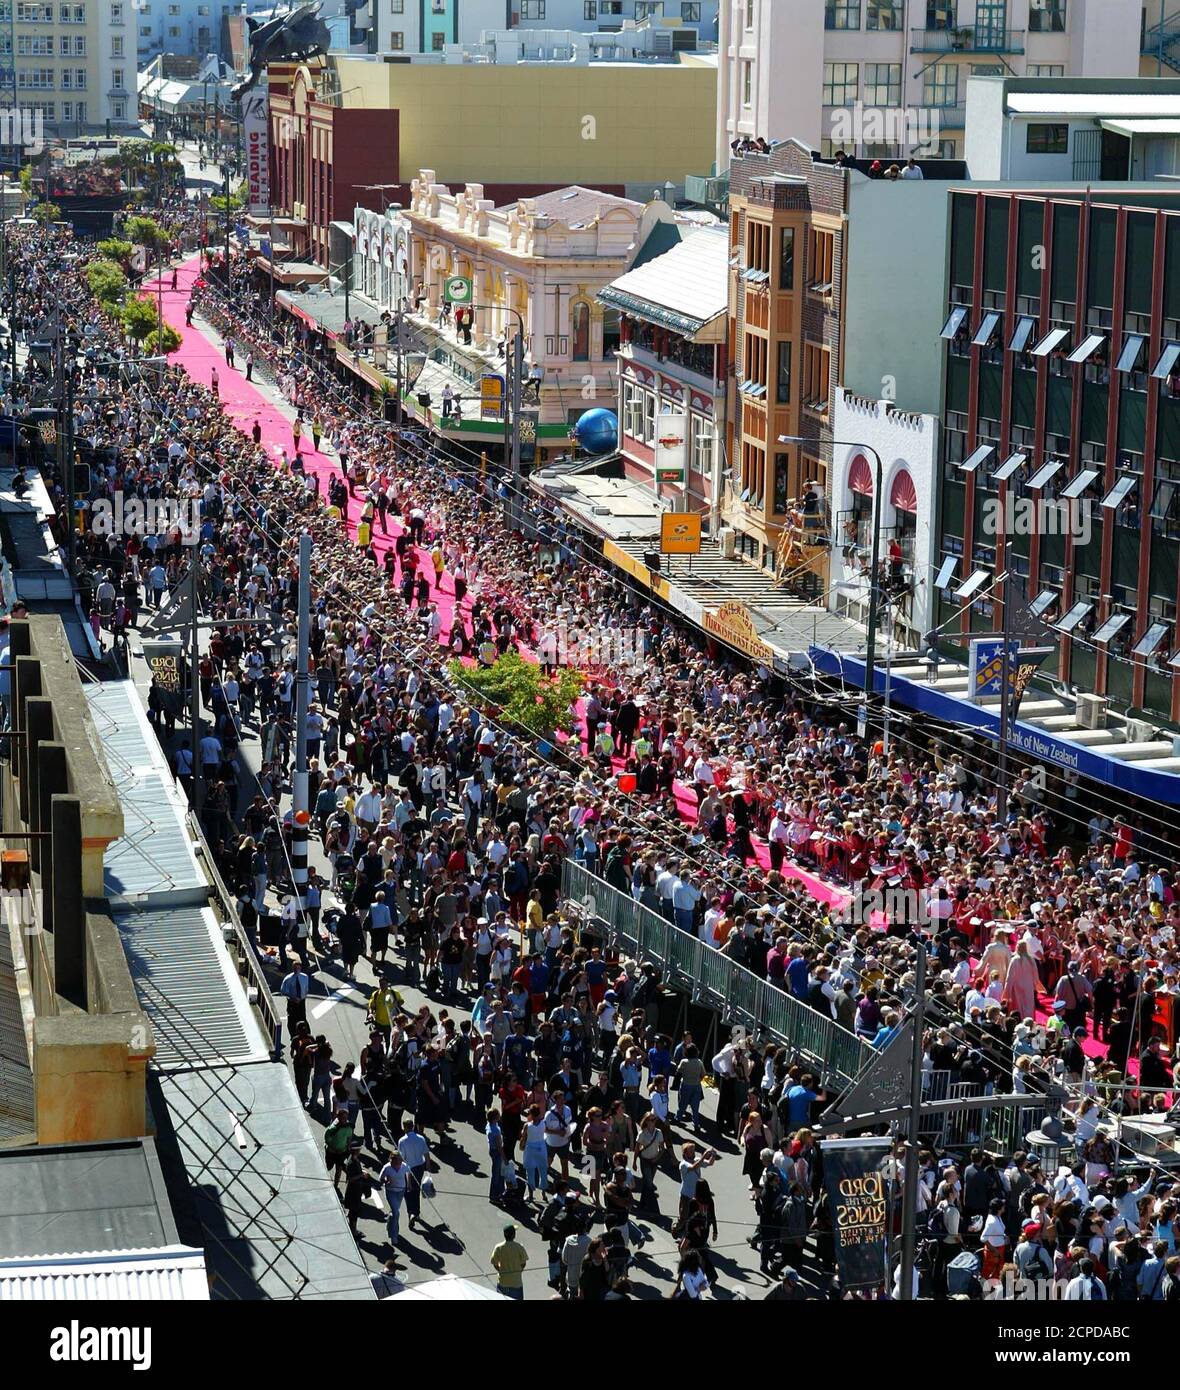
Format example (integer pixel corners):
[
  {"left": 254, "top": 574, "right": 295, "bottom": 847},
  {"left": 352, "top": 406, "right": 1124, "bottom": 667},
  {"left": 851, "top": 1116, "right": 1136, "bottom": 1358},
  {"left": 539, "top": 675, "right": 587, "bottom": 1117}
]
[
  {"left": 135, "top": 0, "right": 233, "bottom": 65},
  {"left": 717, "top": 0, "right": 1141, "bottom": 169},
  {"left": 0, "top": 0, "right": 136, "bottom": 135},
  {"left": 370, "top": 0, "right": 718, "bottom": 54},
  {"left": 936, "top": 183, "right": 1180, "bottom": 721}
]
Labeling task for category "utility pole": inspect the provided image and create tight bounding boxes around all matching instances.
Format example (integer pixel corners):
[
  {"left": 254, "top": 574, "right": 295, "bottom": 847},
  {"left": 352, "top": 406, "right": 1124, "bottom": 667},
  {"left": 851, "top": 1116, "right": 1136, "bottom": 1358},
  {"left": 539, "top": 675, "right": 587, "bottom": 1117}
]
[
  {"left": 996, "top": 571, "right": 1014, "bottom": 824},
  {"left": 189, "top": 546, "right": 202, "bottom": 813},
  {"left": 291, "top": 532, "right": 312, "bottom": 913},
  {"left": 898, "top": 941, "right": 927, "bottom": 1302},
  {"left": 508, "top": 323, "right": 524, "bottom": 531}
]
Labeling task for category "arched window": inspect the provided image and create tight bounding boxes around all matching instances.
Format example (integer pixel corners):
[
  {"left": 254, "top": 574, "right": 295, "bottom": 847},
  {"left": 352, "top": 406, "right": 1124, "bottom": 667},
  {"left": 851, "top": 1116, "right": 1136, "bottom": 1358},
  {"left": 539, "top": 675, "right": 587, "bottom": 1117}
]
[{"left": 572, "top": 301, "right": 591, "bottom": 361}]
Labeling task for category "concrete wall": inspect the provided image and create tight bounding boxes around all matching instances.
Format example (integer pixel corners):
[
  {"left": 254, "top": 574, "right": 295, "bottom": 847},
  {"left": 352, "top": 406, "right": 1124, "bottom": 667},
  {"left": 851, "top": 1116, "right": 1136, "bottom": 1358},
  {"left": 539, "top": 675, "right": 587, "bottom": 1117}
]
[
  {"left": 843, "top": 176, "right": 952, "bottom": 419},
  {"left": 335, "top": 56, "right": 716, "bottom": 186},
  {"left": 831, "top": 390, "right": 940, "bottom": 641}
]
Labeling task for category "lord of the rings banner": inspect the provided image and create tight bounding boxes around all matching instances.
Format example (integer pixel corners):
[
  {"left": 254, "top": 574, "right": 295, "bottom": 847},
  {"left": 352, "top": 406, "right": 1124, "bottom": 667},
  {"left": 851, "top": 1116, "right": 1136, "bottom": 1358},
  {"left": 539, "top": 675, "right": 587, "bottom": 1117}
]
[{"left": 819, "top": 1137, "right": 892, "bottom": 1291}]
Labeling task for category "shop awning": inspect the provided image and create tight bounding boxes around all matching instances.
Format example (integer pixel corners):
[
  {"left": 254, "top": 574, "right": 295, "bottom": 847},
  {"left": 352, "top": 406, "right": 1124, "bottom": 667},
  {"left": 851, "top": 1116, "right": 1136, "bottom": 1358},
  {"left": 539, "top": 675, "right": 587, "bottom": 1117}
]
[
  {"left": 1100, "top": 117, "right": 1180, "bottom": 138},
  {"left": 848, "top": 453, "right": 875, "bottom": 495},
  {"left": 889, "top": 469, "right": 917, "bottom": 512}
]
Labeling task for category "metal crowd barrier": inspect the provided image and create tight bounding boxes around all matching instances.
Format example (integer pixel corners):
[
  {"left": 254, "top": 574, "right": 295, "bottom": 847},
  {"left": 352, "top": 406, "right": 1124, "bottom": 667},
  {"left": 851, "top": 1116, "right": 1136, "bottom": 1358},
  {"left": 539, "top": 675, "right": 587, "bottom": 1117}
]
[{"left": 563, "top": 859, "right": 874, "bottom": 1087}]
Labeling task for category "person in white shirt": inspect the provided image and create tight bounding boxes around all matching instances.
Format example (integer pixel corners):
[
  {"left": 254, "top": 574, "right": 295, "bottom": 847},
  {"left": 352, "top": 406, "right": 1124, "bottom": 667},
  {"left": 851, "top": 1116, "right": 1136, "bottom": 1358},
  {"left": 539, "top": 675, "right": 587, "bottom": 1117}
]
[{"left": 1065, "top": 1259, "right": 1107, "bottom": 1300}]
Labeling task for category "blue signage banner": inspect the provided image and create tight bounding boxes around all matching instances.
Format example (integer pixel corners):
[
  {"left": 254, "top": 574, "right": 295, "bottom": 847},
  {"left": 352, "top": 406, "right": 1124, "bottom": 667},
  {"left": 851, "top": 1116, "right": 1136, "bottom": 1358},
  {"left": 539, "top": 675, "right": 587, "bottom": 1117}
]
[{"left": 809, "top": 646, "right": 1180, "bottom": 805}]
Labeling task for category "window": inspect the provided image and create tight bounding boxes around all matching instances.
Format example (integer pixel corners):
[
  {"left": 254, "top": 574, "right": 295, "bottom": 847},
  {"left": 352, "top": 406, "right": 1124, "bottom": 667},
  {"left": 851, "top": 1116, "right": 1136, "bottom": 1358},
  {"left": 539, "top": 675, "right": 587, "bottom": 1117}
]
[
  {"left": 635, "top": 0, "right": 663, "bottom": 16},
  {"left": 112, "top": 98, "right": 126, "bottom": 121},
  {"left": 825, "top": 0, "right": 860, "bottom": 27},
  {"left": 109, "top": 0, "right": 121, "bottom": 18},
  {"left": 779, "top": 225, "right": 794, "bottom": 290},
  {"left": 681, "top": 1, "right": 700, "bottom": 18},
  {"left": 168, "top": 24, "right": 179, "bottom": 35},
  {"left": 431, "top": 32, "right": 445, "bottom": 50},
  {"left": 112, "top": 69, "right": 125, "bottom": 89},
  {"left": 19, "top": 35, "right": 53, "bottom": 55},
  {"left": 866, "top": 0, "right": 900, "bottom": 27},
  {"left": 17, "top": 69, "right": 54, "bottom": 89},
  {"left": 74, "top": 68, "right": 85, "bottom": 88},
  {"left": 584, "top": 0, "right": 596, "bottom": 14},
  {"left": 1027, "top": 63, "right": 1064, "bottom": 77},
  {"left": 690, "top": 414, "right": 712, "bottom": 475},
  {"left": 923, "top": 62, "right": 958, "bottom": 108},
  {"left": 823, "top": 62, "right": 858, "bottom": 106},
  {"left": 168, "top": 2, "right": 179, "bottom": 12},
  {"left": 62, "top": 100, "right": 73, "bottom": 119},
  {"left": 17, "top": 1, "right": 53, "bottom": 18},
  {"left": 745, "top": 0, "right": 755, "bottom": 28},
  {"left": 1026, "top": 123, "right": 1068, "bottom": 154},
  {"left": 808, "top": 228, "right": 834, "bottom": 293},
  {"left": 75, "top": 100, "right": 85, "bottom": 122},
  {"left": 197, "top": 3, "right": 209, "bottom": 12},
  {"left": 776, "top": 340, "right": 792, "bottom": 403},
  {"left": 927, "top": 0, "right": 955, "bottom": 25},
  {"left": 864, "top": 62, "right": 901, "bottom": 106},
  {"left": 111, "top": 36, "right": 122, "bottom": 56},
  {"left": 140, "top": 25, "right": 151, "bottom": 36},
  {"left": 571, "top": 302, "right": 591, "bottom": 361},
  {"left": 390, "top": 0, "right": 404, "bottom": 9},
  {"left": 520, "top": 0, "right": 546, "bottom": 15},
  {"left": 742, "top": 61, "right": 752, "bottom": 106},
  {"left": 388, "top": 30, "right": 404, "bottom": 48},
  {"left": 1028, "top": 0, "right": 1065, "bottom": 32},
  {"left": 803, "top": 341, "right": 831, "bottom": 412}
]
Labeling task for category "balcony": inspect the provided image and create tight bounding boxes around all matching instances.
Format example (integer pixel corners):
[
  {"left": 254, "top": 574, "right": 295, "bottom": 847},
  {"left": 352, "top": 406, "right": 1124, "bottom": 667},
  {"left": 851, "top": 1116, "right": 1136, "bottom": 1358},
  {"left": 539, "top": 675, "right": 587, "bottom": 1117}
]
[{"left": 910, "top": 24, "right": 1025, "bottom": 54}]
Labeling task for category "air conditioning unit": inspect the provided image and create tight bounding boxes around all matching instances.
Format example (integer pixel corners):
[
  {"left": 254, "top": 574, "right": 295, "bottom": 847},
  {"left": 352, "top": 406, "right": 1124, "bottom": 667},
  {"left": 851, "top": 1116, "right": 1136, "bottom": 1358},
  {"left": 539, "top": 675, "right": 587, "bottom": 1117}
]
[
  {"left": 1074, "top": 693, "right": 1107, "bottom": 729},
  {"left": 718, "top": 527, "right": 736, "bottom": 559},
  {"left": 1128, "top": 718, "right": 1156, "bottom": 744}
]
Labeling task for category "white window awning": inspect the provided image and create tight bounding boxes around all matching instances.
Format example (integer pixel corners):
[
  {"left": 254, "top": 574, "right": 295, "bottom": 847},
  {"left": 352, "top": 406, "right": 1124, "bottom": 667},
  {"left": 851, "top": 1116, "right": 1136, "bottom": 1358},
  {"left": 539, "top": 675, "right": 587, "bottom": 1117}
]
[
  {"left": 940, "top": 306, "right": 969, "bottom": 339},
  {"left": 1030, "top": 326, "right": 1070, "bottom": 357},
  {"left": 1132, "top": 621, "right": 1171, "bottom": 658},
  {"left": 934, "top": 555, "right": 959, "bottom": 591},
  {"left": 1101, "top": 474, "right": 1138, "bottom": 509},
  {"left": 993, "top": 451, "right": 1027, "bottom": 482},
  {"left": 1060, "top": 467, "right": 1102, "bottom": 500},
  {"left": 1116, "top": 333, "right": 1145, "bottom": 373},
  {"left": 1009, "top": 316, "right": 1037, "bottom": 352},
  {"left": 1067, "top": 332, "right": 1106, "bottom": 364},
  {"left": 1100, "top": 117, "right": 1180, "bottom": 138},
  {"left": 972, "top": 311, "right": 1002, "bottom": 347},
  {"left": 1056, "top": 600, "right": 1094, "bottom": 635},
  {"left": 958, "top": 444, "right": 994, "bottom": 474},
  {"left": 1026, "top": 458, "right": 1063, "bottom": 491},
  {"left": 1092, "top": 612, "right": 1131, "bottom": 645},
  {"left": 1029, "top": 588, "right": 1058, "bottom": 618},
  {"left": 955, "top": 569, "right": 991, "bottom": 601}
]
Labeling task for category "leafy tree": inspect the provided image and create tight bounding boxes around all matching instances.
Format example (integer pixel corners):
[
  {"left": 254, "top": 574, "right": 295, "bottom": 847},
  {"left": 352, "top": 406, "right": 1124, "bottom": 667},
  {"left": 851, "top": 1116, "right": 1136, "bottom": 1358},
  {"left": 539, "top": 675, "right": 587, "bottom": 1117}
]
[
  {"left": 120, "top": 293, "right": 161, "bottom": 345},
  {"left": 124, "top": 214, "right": 167, "bottom": 249},
  {"left": 447, "top": 651, "right": 582, "bottom": 741},
  {"left": 210, "top": 191, "right": 245, "bottom": 215},
  {"left": 86, "top": 259, "right": 128, "bottom": 309},
  {"left": 97, "top": 237, "right": 134, "bottom": 266},
  {"left": 18, "top": 164, "right": 33, "bottom": 195},
  {"left": 31, "top": 202, "right": 61, "bottom": 224},
  {"left": 145, "top": 323, "right": 181, "bottom": 356}
]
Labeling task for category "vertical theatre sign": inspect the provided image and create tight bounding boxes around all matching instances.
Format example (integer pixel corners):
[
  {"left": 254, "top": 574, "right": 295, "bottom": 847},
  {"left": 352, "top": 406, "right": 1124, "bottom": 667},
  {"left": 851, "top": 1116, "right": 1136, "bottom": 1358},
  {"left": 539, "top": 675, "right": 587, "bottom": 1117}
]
[
  {"left": 242, "top": 86, "right": 270, "bottom": 217},
  {"left": 819, "top": 1137, "right": 891, "bottom": 1291}
]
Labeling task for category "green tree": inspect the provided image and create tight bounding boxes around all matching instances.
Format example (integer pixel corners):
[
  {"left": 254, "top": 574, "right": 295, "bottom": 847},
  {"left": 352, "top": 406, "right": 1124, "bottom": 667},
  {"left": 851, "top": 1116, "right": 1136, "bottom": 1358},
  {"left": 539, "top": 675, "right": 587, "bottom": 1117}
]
[
  {"left": 31, "top": 202, "right": 61, "bottom": 224},
  {"left": 210, "top": 191, "right": 245, "bottom": 215},
  {"left": 145, "top": 323, "right": 182, "bottom": 356},
  {"left": 121, "top": 293, "right": 161, "bottom": 345},
  {"left": 18, "top": 164, "right": 33, "bottom": 195},
  {"left": 447, "top": 651, "right": 582, "bottom": 741},
  {"left": 97, "top": 237, "right": 134, "bottom": 266},
  {"left": 86, "top": 259, "right": 128, "bottom": 310},
  {"left": 124, "top": 214, "right": 167, "bottom": 250}
]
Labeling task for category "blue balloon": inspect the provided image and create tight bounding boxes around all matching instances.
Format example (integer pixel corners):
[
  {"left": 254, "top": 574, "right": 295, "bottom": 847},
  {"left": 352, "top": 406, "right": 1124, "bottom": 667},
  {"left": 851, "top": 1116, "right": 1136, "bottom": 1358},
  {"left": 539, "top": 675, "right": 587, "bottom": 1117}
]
[{"left": 571, "top": 407, "right": 618, "bottom": 457}]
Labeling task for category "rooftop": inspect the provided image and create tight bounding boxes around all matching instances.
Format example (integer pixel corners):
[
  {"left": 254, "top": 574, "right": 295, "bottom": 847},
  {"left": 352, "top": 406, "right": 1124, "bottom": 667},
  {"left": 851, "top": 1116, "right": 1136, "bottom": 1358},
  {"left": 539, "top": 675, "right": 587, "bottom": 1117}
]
[
  {"left": 499, "top": 185, "right": 644, "bottom": 225},
  {"left": 599, "top": 226, "right": 728, "bottom": 337}
]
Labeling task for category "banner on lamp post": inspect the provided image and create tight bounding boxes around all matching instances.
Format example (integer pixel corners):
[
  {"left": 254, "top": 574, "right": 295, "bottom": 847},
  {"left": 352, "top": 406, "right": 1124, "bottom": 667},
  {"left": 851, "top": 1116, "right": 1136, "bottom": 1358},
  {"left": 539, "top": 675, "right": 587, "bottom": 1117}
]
[
  {"left": 818, "top": 1137, "right": 892, "bottom": 1292},
  {"left": 242, "top": 87, "right": 270, "bottom": 217},
  {"left": 654, "top": 412, "right": 687, "bottom": 485}
]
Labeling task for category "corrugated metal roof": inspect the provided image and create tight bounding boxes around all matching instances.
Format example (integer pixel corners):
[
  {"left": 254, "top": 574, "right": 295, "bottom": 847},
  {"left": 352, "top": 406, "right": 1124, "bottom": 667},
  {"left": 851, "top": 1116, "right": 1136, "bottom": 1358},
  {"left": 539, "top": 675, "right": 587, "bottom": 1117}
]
[
  {"left": 599, "top": 228, "right": 729, "bottom": 333},
  {"left": 0, "top": 917, "right": 33, "bottom": 1143},
  {"left": 155, "top": 1065, "right": 376, "bottom": 1300},
  {"left": 114, "top": 903, "right": 269, "bottom": 1070},
  {"left": 1007, "top": 92, "right": 1180, "bottom": 118},
  {"left": 83, "top": 681, "right": 207, "bottom": 906},
  {"left": 0, "top": 1246, "right": 209, "bottom": 1300}
]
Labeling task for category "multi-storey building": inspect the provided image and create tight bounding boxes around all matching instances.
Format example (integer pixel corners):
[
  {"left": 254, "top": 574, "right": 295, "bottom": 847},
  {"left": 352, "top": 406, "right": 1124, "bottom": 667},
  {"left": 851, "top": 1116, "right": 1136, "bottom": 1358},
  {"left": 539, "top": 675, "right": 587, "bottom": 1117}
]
[
  {"left": 723, "top": 141, "right": 846, "bottom": 574},
  {"left": 369, "top": 0, "right": 717, "bottom": 54},
  {"left": 717, "top": 0, "right": 1141, "bottom": 170},
  {"left": 936, "top": 183, "right": 1180, "bottom": 722},
  {"left": 135, "top": 0, "right": 232, "bottom": 65},
  {"left": 599, "top": 224, "right": 728, "bottom": 521},
  {"left": 0, "top": 0, "right": 136, "bottom": 135}
]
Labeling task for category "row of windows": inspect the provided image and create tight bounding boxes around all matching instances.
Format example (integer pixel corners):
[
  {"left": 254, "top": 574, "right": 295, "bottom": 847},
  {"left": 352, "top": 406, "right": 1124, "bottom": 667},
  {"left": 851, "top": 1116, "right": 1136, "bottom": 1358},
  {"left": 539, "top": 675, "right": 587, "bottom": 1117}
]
[
  {"left": 825, "top": 0, "right": 1066, "bottom": 30},
  {"left": 15, "top": 2, "right": 89, "bottom": 20},
  {"left": 17, "top": 34, "right": 85, "bottom": 54},
  {"left": 621, "top": 382, "right": 713, "bottom": 470},
  {"left": 401, "top": 1, "right": 705, "bottom": 18}
]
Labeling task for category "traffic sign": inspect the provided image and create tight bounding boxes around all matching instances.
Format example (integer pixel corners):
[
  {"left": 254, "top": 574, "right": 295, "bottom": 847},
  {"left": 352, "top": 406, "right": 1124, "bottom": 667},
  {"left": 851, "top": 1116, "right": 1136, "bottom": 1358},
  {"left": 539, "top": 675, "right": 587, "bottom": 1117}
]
[{"left": 444, "top": 276, "right": 473, "bottom": 305}]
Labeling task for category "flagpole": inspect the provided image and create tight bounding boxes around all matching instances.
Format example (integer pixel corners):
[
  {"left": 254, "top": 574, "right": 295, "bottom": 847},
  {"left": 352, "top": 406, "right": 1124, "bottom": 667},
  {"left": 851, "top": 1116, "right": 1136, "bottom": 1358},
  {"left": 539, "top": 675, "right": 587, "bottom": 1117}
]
[{"left": 996, "top": 571, "right": 1013, "bottom": 824}]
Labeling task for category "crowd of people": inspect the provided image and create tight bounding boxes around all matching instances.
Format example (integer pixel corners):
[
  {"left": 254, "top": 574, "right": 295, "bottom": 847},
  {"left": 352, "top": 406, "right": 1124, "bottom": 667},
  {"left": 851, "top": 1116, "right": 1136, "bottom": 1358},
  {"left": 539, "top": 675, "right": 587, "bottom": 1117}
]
[{"left": 8, "top": 192, "right": 1180, "bottom": 1301}]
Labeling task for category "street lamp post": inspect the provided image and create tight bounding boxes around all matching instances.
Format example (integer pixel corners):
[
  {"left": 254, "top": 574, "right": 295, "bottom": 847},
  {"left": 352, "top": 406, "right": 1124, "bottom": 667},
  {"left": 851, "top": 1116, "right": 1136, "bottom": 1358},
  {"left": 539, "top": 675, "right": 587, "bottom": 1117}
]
[{"left": 779, "top": 435, "right": 884, "bottom": 722}]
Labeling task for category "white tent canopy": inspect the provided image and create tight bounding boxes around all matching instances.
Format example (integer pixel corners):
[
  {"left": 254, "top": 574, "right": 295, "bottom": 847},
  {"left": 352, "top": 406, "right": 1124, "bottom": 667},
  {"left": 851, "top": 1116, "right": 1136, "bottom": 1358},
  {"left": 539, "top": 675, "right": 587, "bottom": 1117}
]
[{"left": 381, "top": 1274, "right": 510, "bottom": 1302}]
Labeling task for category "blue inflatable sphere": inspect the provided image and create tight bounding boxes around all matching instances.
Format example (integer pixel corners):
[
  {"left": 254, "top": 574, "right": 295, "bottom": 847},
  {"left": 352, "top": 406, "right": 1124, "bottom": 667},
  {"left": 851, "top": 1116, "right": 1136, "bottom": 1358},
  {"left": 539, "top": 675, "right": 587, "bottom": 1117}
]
[{"left": 572, "top": 407, "right": 618, "bottom": 456}]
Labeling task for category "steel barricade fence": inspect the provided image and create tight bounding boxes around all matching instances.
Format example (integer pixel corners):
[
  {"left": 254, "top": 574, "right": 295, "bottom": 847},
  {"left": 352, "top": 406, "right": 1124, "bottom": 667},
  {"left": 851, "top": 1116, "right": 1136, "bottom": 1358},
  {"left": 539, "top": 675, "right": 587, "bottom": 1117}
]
[{"left": 563, "top": 860, "right": 872, "bottom": 1087}]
